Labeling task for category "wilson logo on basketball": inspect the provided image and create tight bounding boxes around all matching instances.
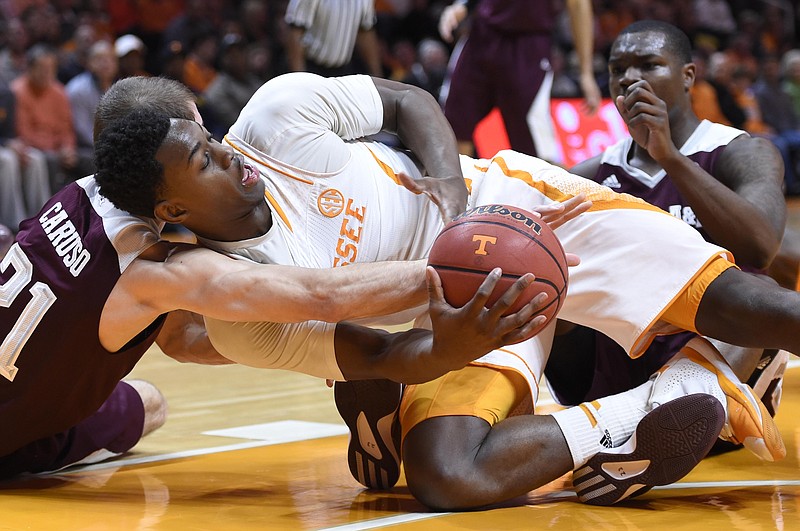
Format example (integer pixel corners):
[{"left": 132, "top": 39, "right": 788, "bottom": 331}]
[
  {"left": 318, "top": 189, "right": 345, "bottom": 217},
  {"left": 456, "top": 204, "right": 542, "bottom": 234}
]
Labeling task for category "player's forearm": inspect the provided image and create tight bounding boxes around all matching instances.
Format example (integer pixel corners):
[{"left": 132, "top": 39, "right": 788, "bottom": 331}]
[
  {"left": 322, "top": 260, "right": 428, "bottom": 321},
  {"left": 566, "top": 0, "right": 595, "bottom": 79},
  {"left": 387, "top": 82, "right": 463, "bottom": 181},
  {"left": 337, "top": 326, "right": 463, "bottom": 384},
  {"left": 168, "top": 247, "right": 428, "bottom": 324},
  {"left": 211, "top": 259, "right": 428, "bottom": 324}
]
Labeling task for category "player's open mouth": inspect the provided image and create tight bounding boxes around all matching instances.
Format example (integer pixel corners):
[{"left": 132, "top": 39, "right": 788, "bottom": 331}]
[{"left": 241, "top": 161, "right": 259, "bottom": 187}]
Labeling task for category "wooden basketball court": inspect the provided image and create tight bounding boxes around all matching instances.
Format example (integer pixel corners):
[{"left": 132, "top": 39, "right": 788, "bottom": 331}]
[
  {"left": 4, "top": 204, "right": 800, "bottom": 529},
  {"left": 1, "top": 347, "right": 798, "bottom": 529}
]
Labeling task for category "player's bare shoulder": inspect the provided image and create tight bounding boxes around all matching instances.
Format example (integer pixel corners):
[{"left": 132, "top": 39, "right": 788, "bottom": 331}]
[{"left": 716, "top": 134, "right": 783, "bottom": 189}]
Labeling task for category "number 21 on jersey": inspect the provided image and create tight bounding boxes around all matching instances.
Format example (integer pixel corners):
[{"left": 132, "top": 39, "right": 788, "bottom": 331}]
[{"left": 0, "top": 243, "right": 57, "bottom": 381}]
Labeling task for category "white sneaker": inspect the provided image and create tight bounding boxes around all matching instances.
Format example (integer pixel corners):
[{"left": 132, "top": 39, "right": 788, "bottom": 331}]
[
  {"left": 573, "top": 393, "right": 724, "bottom": 505},
  {"left": 650, "top": 337, "right": 786, "bottom": 462}
]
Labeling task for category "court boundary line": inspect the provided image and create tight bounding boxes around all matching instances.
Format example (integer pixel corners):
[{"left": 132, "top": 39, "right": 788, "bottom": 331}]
[
  {"left": 57, "top": 439, "right": 290, "bottom": 474},
  {"left": 316, "top": 513, "right": 450, "bottom": 531}
]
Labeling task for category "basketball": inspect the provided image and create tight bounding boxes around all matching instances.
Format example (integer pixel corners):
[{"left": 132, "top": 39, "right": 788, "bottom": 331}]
[{"left": 428, "top": 204, "right": 568, "bottom": 330}]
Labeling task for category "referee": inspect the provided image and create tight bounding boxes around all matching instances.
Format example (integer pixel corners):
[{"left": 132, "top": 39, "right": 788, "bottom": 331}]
[{"left": 284, "top": 0, "right": 383, "bottom": 77}]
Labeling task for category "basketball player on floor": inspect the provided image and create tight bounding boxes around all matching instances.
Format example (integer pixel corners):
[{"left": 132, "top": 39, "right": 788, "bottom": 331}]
[
  {"left": 0, "top": 77, "right": 550, "bottom": 480},
  {"left": 95, "top": 70, "right": 800, "bottom": 510},
  {"left": 545, "top": 21, "right": 790, "bottom": 452}
]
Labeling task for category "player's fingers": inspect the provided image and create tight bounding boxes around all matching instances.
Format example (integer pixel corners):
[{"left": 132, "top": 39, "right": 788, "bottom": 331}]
[
  {"left": 625, "top": 101, "right": 664, "bottom": 121},
  {"left": 532, "top": 202, "right": 564, "bottom": 219},
  {"left": 464, "top": 267, "right": 503, "bottom": 311},
  {"left": 500, "top": 291, "right": 547, "bottom": 328},
  {"left": 558, "top": 193, "right": 589, "bottom": 215},
  {"left": 499, "top": 290, "right": 551, "bottom": 342},
  {"left": 621, "top": 80, "right": 655, "bottom": 102},
  {"left": 503, "top": 315, "right": 548, "bottom": 344},
  {"left": 541, "top": 195, "right": 592, "bottom": 228},
  {"left": 426, "top": 266, "right": 446, "bottom": 306},
  {"left": 615, "top": 93, "right": 626, "bottom": 113},
  {"left": 487, "top": 273, "right": 536, "bottom": 317},
  {"left": 565, "top": 252, "right": 580, "bottom": 267},
  {"left": 554, "top": 199, "right": 592, "bottom": 227}
]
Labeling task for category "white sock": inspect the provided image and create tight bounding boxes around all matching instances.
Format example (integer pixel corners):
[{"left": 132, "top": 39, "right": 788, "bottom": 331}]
[{"left": 551, "top": 379, "right": 653, "bottom": 469}]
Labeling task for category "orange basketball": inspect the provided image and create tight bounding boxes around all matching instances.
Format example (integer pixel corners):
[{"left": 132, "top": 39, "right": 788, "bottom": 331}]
[{"left": 428, "top": 204, "right": 568, "bottom": 332}]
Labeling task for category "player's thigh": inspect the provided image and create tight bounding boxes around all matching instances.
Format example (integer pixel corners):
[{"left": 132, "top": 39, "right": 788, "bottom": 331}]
[
  {"left": 694, "top": 265, "right": 798, "bottom": 340},
  {"left": 444, "top": 43, "right": 495, "bottom": 138},
  {"left": 400, "top": 365, "right": 528, "bottom": 451},
  {"left": 495, "top": 35, "right": 549, "bottom": 121}
]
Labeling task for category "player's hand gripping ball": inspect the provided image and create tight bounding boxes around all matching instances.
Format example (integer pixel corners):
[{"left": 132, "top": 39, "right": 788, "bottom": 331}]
[{"left": 428, "top": 204, "right": 569, "bottom": 331}]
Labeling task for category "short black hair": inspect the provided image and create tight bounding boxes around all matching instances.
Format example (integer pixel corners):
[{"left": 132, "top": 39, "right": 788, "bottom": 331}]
[
  {"left": 94, "top": 76, "right": 196, "bottom": 141},
  {"left": 617, "top": 20, "right": 692, "bottom": 64},
  {"left": 94, "top": 109, "right": 171, "bottom": 218}
]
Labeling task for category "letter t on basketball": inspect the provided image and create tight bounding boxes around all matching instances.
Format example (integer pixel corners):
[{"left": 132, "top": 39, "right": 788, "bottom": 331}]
[{"left": 472, "top": 234, "right": 497, "bottom": 256}]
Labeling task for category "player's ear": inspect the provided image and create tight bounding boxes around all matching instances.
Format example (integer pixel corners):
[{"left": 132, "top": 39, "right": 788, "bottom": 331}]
[
  {"left": 683, "top": 63, "right": 696, "bottom": 91},
  {"left": 154, "top": 200, "right": 188, "bottom": 224}
]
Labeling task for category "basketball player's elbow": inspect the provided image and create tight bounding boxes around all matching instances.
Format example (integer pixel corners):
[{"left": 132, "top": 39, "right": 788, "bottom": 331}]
[{"left": 741, "top": 239, "right": 780, "bottom": 271}]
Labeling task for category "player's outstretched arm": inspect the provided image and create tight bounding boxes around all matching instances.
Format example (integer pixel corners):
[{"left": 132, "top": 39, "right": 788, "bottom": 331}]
[
  {"left": 165, "top": 247, "right": 428, "bottom": 323},
  {"left": 333, "top": 267, "right": 549, "bottom": 383},
  {"left": 102, "top": 245, "right": 428, "bottom": 352}
]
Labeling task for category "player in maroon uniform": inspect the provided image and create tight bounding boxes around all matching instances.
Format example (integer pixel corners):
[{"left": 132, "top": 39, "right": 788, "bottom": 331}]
[
  {"left": 546, "top": 21, "right": 788, "bottom": 426},
  {"left": 439, "top": 0, "right": 601, "bottom": 159}
]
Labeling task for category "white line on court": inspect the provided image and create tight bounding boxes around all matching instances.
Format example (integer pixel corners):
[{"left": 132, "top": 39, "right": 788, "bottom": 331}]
[
  {"left": 59, "top": 420, "right": 349, "bottom": 474},
  {"left": 316, "top": 513, "right": 450, "bottom": 531}
]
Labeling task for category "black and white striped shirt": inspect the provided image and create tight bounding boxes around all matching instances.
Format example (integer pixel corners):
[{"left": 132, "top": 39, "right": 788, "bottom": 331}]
[{"left": 285, "top": 0, "right": 376, "bottom": 68}]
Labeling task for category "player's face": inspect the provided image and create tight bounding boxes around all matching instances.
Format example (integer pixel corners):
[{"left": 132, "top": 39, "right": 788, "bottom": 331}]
[
  {"left": 155, "top": 119, "right": 266, "bottom": 241},
  {"left": 607, "top": 31, "right": 693, "bottom": 110}
]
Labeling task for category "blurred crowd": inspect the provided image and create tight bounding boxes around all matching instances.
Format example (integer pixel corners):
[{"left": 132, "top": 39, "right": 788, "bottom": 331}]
[{"left": 0, "top": 0, "right": 799, "bottom": 236}]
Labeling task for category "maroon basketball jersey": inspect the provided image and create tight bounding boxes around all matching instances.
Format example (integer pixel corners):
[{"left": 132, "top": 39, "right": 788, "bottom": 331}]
[{"left": 0, "top": 177, "right": 163, "bottom": 457}]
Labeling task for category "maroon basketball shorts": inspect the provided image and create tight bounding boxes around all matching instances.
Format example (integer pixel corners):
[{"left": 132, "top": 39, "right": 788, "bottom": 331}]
[{"left": 0, "top": 381, "right": 144, "bottom": 478}]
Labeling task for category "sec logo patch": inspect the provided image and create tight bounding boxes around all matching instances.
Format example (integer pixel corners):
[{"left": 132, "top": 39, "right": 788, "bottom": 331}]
[{"left": 318, "top": 188, "right": 344, "bottom": 217}]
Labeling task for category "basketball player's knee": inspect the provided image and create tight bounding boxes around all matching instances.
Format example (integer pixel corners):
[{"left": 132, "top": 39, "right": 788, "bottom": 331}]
[
  {"left": 404, "top": 454, "right": 475, "bottom": 510},
  {"left": 126, "top": 379, "right": 168, "bottom": 437}
]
